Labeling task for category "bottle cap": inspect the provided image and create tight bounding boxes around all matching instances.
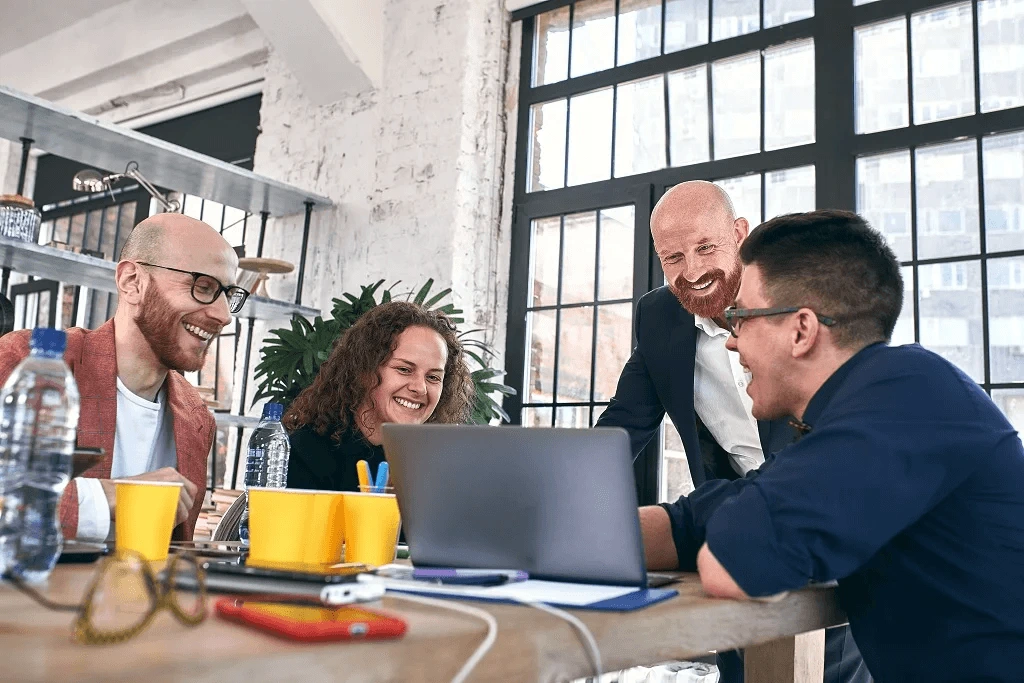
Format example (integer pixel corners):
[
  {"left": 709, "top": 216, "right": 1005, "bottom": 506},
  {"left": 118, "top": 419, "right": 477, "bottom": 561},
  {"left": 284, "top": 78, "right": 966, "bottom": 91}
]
[
  {"left": 29, "top": 327, "right": 67, "bottom": 355},
  {"left": 262, "top": 402, "right": 284, "bottom": 421}
]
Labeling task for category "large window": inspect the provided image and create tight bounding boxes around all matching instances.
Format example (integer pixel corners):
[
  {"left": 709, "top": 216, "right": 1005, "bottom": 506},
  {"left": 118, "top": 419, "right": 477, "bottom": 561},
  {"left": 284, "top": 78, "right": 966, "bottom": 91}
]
[{"left": 507, "top": 0, "right": 1024, "bottom": 504}]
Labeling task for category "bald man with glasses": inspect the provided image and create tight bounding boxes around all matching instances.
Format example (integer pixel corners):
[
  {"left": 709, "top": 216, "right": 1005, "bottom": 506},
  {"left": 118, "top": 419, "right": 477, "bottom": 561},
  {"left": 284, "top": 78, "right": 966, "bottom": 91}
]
[{"left": 0, "top": 213, "right": 248, "bottom": 542}]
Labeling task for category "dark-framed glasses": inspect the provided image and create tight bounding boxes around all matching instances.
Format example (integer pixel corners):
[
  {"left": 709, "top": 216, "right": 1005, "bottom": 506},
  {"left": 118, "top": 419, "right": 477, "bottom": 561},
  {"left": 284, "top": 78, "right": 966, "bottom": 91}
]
[
  {"left": 3, "top": 550, "right": 206, "bottom": 645},
  {"left": 723, "top": 306, "right": 837, "bottom": 338},
  {"left": 136, "top": 261, "right": 249, "bottom": 314}
]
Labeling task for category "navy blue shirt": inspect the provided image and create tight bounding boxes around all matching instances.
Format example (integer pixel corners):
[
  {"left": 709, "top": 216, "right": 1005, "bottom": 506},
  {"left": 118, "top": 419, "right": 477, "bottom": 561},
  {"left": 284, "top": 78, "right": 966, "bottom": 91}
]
[{"left": 664, "top": 343, "right": 1024, "bottom": 682}]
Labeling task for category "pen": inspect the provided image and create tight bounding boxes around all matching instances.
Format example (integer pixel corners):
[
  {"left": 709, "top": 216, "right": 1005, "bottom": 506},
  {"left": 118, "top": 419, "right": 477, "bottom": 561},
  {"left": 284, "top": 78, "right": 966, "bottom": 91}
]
[
  {"left": 374, "top": 462, "right": 389, "bottom": 493},
  {"left": 412, "top": 568, "right": 529, "bottom": 582},
  {"left": 356, "top": 460, "right": 371, "bottom": 491}
]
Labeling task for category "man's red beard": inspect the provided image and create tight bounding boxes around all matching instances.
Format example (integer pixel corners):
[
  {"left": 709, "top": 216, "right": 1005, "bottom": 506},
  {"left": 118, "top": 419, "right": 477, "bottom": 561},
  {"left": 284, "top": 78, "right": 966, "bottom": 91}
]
[
  {"left": 135, "top": 285, "right": 218, "bottom": 372},
  {"left": 668, "top": 263, "right": 742, "bottom": 319}
]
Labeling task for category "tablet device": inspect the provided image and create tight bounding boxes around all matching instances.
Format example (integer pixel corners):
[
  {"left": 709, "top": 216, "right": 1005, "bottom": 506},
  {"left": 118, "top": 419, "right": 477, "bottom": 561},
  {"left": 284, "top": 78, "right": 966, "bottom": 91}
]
[{"left": 215, "top": 599, "right": 407, "bottom": 642}]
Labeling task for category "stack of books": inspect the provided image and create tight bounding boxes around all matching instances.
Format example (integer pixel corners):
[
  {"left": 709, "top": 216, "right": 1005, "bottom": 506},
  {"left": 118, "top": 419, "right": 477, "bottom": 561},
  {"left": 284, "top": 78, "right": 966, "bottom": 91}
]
[{"left": 194, "top": 489, "right": 242, "bottom": 541}]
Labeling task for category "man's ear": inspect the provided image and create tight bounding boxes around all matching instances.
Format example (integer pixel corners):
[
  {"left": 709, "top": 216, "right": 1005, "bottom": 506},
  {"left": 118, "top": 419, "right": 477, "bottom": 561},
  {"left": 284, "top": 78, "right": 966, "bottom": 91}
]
[
  {"left": 790, "top": 309, "right": 821, "bottom": 359},
  {"left": 115, "top": 261, "right": 144, "bottom": 305},
  {"left": 733, "top": 217, "right": 750, "bottom": 246}
]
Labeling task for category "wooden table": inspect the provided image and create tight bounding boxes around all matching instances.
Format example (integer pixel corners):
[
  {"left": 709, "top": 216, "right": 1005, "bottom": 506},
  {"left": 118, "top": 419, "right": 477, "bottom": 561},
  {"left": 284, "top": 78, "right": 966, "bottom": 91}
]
[{"left": 0, "top": 566, "right": 846, "bottom": 683}]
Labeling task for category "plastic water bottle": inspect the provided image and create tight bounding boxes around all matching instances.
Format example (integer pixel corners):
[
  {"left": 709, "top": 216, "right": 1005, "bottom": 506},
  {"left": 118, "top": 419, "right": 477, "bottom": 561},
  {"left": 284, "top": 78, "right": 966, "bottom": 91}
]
[
  {"left": 0, "top": 328, "right": 80, "bottom": 582},
  {"left": 238, "top": 402, "right": 289, "bottom": 544}
]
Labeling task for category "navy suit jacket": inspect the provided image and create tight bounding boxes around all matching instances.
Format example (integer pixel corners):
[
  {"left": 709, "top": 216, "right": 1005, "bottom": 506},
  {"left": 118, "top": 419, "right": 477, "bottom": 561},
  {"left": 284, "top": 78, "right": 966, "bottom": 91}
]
[{"left": 596, "top": 286, "right": 794, "bottom": 484}]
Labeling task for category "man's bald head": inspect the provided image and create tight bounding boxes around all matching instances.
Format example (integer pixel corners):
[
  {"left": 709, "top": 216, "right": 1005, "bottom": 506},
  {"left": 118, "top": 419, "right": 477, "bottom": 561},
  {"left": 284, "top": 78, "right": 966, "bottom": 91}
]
[
  {"left": 120, "top": 213, "right": 233, "bottom": 266},
  {"left": 651, "top": 181, "right": 737, "bottom": 235}
]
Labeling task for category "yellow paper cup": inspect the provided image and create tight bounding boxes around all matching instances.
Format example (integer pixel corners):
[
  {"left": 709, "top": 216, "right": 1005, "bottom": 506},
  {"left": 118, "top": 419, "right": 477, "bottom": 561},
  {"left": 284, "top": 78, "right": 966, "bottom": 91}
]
[
  {"left": 114, "top": 480, "right": 183, "bottom": 561},
  {"left": 342, "top": 492, "right": 401, "bottom": 567},
  {"left": 247, "top": 488, "right": 347, "bottom": 568}
]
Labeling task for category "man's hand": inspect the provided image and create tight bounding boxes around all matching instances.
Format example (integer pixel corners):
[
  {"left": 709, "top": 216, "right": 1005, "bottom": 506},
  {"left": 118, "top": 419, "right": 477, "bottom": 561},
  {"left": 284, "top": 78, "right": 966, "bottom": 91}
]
[{"left": 99, "top": 468, "right": 198, "bottom": 528}]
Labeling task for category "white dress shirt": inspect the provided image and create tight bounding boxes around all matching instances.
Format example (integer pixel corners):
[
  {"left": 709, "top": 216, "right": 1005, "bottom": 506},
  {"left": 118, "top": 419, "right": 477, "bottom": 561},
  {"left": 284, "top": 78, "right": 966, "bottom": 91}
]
[
  {"left": 692, "top": 316, "right": 764, "bottom": 475},
  {"left": 75, "top": 378, "right": 178, "bottom": 541}
]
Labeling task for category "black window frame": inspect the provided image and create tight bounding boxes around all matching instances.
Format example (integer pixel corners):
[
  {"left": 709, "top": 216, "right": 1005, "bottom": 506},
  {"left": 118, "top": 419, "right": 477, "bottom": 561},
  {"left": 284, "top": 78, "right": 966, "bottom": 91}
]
[{"left": 505, "top": 0, "right": 1024, "bottom": 505}]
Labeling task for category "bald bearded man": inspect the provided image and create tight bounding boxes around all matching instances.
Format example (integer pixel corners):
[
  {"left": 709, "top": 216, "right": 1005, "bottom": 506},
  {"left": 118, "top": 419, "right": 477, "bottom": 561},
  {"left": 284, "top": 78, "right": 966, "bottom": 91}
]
[
  {"left": 597, "top": 183, "right": 868, "bottom": 683},
  {"left": 0, "top": 213, "right": 248, "bottom": 542}
]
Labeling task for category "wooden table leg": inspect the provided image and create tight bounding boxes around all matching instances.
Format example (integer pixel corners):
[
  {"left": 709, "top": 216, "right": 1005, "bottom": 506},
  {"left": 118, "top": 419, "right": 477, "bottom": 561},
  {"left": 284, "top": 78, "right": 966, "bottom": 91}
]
[{"left": 744, "top": 629, "right": 825, "bottom": 683}]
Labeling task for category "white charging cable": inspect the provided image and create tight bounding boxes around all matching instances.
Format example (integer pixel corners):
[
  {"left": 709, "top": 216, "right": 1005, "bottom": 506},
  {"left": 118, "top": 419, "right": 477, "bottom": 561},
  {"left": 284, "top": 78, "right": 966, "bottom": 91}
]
[
  {"left": 516, "top": 600, "right": 603, "bottom": 680},
  {"left": 384, "top": 592, "right": 498, "bottom": 683}
]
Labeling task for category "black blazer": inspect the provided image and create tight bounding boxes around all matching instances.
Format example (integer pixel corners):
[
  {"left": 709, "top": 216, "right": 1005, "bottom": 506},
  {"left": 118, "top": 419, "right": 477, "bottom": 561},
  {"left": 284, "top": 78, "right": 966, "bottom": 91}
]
[
  {"left": 596, "top": 286, "right": 795, "bottom": 488},
  {"left": 287, "top": 424, "right": 386, "bottom": 492}
]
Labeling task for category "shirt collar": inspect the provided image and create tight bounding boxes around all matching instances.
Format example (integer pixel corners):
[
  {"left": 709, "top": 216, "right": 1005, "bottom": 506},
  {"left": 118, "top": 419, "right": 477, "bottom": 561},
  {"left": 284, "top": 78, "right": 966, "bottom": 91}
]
[
  {"left": 694, "top": 315, "right": 729, "bottom": 338},
  {"left": 800, "top": 341, "right": 888, "bottom": 428}
]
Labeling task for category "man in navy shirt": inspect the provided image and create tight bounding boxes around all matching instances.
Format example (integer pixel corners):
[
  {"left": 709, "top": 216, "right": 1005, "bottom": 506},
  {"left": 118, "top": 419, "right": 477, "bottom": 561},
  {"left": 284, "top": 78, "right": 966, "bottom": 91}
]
[{"left": 642, "top": 210, "right": 1024, "bottom": 682}]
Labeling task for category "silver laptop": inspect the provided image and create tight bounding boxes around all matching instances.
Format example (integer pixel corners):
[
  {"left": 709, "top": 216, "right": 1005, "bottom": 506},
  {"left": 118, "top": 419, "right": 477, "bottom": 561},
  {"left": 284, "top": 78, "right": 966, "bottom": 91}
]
[{"left": 380, "top": 424, "right": 648, "bottom": 587}]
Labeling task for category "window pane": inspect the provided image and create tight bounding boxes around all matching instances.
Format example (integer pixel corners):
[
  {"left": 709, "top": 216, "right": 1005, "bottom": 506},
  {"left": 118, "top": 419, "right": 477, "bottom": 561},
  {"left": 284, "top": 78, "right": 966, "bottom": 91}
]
[
  {"left": 522, "top": 406, "right": 554, "bottom": 427},
  {"left": 983, "top": 130, "right": 1024, "bottom": 254},
  {"left": 764, "top": 0, "right": 814, "bottom": 29},
  {"left": 712, "top": 0, "right": 759, "bottom": 41},
  {"left": 991, "top": 389, "right": 1024, "bottom": 443},
  {"left": 668, "top": 64, "right": 710, "bottom": 167},
  {"left": 201, "top": 199, "right": 224, "bottom": 227},
  {"left": 529, "top": 99, "right": 567, "bottom": 193},
  {"left": 533, "top": 5, "right": 570, "bottom": 86},
  {"left": 713, "top": 52, "right": 761, "bottom": 159},
  {"left": 857, "top": 150, "right": 913, "bottom": 261},
  {"left": 665, "top": 0, "right": 709, "bottom": 53},
  {"left": 717, "top": 173, "right": 762, "bottom": 226},
  {"left": 525, "top": 309, "right": 557, "bottom": 403},
  {"left": 555, "top": 406, "right": 590, "bottom": 428},
  {"left": 855, "top": 18, "right": 909, "bottom": 134},
  {"left": 561, "top": 212, "right": 598, "bottom": 304},
  {"left": 661, "top": 417, "right": 694, "bottom": 501},
  {"left": 572, "top": 0, "right": 617, "bottom": 78},
  {"left": 593, "top": 404, "right": 609, "bottom": 423},
  {"left": 911, "top": 2, "right": 976, "bottom": 125},
  {"left": 979, "top": 0, "right": 1024, "bottom": 112},
  {"left": 594, "top": 303, "right": 634, "bottom": 401},
  {"left": 618, "top": 0, "right": 662, "bottom": 66},
  {"left": 598, "top": 206, "right": 636, "bottom": 300},
  {"left": 528, "top": 216, "right": 561, "bottom": 308},
  {"left": 918, "top": 260, "right": 983, "bottom": 382},
  {"left": 557, "top": 306, "right": 595, "bottom": 402},
  {"left": 567, "top": 88, "right": 614, "bottom": 186},
  {"left": 764, "top": 39, "right": 815, "bottom": 151},
  {"left": 988, "top": 256, "right": 1024, "bottom": 383},
  {"left": 615, "top": 75, "right": 667, "bottom": 177},
  {"left": 892, "top": 266, "right": 916, "bottom": 346},
  {"left": 915, "top": 140, "right": 980, "bottom": 260},
  {"left": 765, "top": 165, "right": 816, "bottom": 219}
]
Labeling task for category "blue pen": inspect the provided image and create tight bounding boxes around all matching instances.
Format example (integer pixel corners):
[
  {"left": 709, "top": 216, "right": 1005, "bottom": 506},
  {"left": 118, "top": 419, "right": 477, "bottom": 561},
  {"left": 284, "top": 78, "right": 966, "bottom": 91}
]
[
  {"left": 412, "top": 568, "right": 529, "bottom": 582},
  {"left": 373, "top": 462, "right": 390, "bottom": 493}
]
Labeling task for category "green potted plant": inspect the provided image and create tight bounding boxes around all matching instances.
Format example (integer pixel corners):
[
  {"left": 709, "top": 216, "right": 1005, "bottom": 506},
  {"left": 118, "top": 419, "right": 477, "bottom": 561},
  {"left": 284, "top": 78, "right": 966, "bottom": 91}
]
[{"left": 251, "top": 279, "right": 514, "bottom": 423}]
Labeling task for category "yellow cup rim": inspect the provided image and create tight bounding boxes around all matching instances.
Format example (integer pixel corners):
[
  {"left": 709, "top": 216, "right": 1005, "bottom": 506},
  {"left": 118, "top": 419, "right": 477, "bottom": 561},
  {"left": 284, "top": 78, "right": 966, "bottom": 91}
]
[
  {"left": 345, "top": 490, "right": 396, "bottom": 498},
  {"left": 247, "top": 487, "right": 345, "bottom": 496},
  {"left": 112, "top": 480, "right": 183, "bottom": 488}
]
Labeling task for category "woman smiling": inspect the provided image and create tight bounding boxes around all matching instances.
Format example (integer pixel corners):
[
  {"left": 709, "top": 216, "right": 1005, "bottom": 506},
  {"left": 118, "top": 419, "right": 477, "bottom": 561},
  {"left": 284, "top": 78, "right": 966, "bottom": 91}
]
[{"left": 282, "top": 301, "right": 474, "bottom": 492}]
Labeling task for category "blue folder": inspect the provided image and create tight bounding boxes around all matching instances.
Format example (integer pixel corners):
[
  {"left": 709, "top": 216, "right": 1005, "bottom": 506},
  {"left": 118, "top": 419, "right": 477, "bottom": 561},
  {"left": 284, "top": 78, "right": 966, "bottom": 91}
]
[{"left": 358, "top": 575, "right": 678, "bottom": 611}]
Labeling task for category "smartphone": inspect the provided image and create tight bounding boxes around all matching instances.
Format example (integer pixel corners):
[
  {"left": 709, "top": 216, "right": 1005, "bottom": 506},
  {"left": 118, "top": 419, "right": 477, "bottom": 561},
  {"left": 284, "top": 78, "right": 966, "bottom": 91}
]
[
  {"left": 215, "top": 598, "right": 407, "bottom": 641},
  {"left": 195, "top": 560, "right": 368, "bottom": 599},
  {"left": 203, "top": 560, "right": 366, "bottom": 583}
]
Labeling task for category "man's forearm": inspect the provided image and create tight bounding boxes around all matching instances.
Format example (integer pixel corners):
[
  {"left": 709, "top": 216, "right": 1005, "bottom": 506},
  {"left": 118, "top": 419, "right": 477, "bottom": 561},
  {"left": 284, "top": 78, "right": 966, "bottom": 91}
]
[{"left": 640, "top": 505, "right": 679, "bottom": 570}]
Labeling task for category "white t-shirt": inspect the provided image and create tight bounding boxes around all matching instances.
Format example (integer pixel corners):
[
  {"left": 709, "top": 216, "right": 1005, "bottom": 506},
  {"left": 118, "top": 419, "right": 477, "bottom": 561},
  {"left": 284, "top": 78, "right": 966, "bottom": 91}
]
[
  {"left": 692, "top": 316, "right": 764, "bottom": 475},
  {"left": 75, "top": 377, "right": 178, "bottom": 541}
]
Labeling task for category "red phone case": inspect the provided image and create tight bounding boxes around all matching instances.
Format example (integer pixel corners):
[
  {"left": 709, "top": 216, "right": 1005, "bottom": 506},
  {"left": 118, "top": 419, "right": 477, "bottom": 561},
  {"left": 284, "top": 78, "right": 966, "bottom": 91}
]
[{"left": 215, "top": 598, "right": 407, "bottom": 642}]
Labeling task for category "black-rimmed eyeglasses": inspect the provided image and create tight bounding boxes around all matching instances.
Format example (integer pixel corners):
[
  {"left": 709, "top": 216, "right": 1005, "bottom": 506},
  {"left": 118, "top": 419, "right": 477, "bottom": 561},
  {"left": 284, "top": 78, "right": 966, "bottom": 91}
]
[
  {"left": 723, "top": 306, "right": 837, "bottom": 338},
  {"left": 137, "top": 262, "right": 249, "bottom": 314}
]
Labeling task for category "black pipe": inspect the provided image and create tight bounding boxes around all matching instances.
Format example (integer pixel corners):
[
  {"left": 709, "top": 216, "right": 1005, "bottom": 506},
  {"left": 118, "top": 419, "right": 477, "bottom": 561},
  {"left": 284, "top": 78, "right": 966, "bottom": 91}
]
[
  {"left": 256, "top": 211, "right": 268, "bottom": 258},
  {"left": 295, "top": 202, "right": 313, "bottom": 306},
  {"left": 15, "top": 137, "right": 33, "bottom": 195}
]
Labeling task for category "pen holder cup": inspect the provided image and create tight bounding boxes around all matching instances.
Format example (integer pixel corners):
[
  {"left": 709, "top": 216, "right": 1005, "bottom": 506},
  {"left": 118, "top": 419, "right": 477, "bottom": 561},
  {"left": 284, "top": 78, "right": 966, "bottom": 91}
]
[
  {"left": 342, "top": 491, "right": 401, "bottom": 567},
  {"left": 247, "top": 488, "right": 346, "bottom": 569}
]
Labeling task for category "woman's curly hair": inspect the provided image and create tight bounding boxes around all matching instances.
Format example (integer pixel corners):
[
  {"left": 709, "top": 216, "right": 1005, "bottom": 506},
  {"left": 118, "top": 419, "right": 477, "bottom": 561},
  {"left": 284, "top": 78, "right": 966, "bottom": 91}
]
[{"left": 282, "top": 301, "right": 475, "bottom": 441}]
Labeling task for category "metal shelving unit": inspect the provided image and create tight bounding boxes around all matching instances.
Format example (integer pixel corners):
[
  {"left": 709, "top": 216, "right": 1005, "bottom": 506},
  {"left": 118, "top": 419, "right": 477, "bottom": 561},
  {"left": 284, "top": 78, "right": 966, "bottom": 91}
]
[{"left": 0, "top": 86, "right": 332, "bottom": 490}]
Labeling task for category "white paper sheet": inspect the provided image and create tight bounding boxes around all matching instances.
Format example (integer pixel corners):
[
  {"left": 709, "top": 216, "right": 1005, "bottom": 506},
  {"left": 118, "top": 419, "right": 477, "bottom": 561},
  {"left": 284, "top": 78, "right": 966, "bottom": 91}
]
[{"left": 358, "top": 575, "right": 638, "bottom": 606}]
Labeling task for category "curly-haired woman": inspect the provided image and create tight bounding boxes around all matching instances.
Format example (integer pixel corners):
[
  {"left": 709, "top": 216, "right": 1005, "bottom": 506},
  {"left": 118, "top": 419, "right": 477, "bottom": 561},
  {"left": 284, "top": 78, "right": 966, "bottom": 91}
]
[{"left": 283, "top": 301, "right": 475, "bottom": 492}]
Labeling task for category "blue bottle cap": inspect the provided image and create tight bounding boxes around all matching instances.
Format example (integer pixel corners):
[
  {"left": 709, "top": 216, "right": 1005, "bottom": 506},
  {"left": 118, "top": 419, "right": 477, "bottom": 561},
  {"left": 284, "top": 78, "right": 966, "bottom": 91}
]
[
  {"left": 29, "top": 328, "right": 67, "bottom": 355},
  {"left": 262, "top": 402, "right": 284, "bottom": 421}
]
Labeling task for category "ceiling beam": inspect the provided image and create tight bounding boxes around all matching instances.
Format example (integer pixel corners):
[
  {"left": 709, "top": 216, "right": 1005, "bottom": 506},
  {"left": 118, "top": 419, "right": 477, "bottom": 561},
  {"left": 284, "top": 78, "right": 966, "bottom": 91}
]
[{"left": 241, "top": 0, "right": 383, "bottom": 105}]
